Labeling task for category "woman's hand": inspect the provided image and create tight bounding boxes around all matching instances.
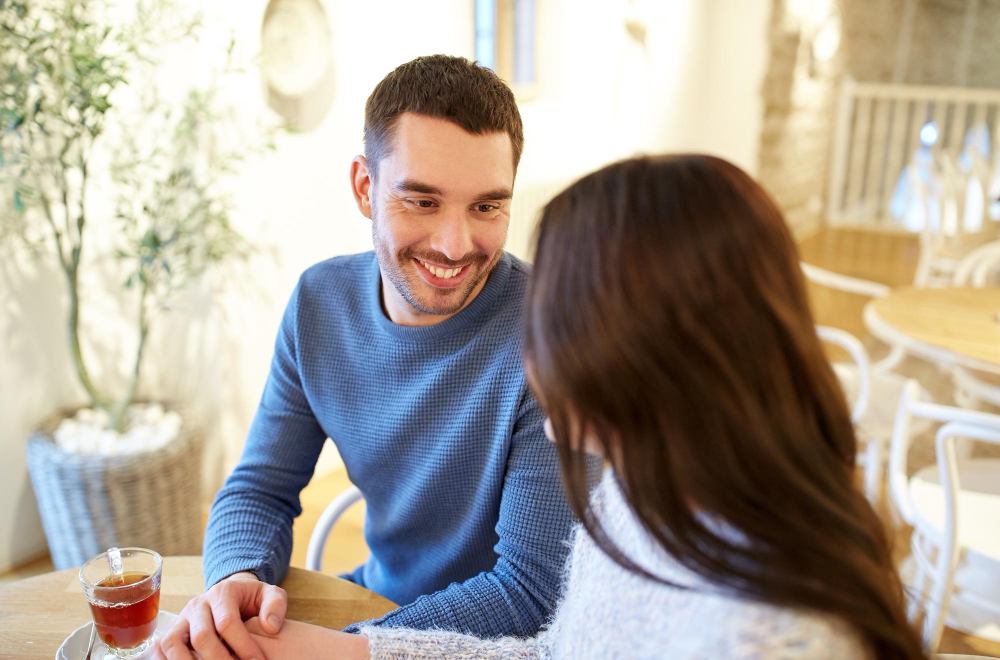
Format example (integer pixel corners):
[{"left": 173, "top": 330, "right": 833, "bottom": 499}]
[{"left": 245, "top": 617, "right": 370, "bottom": 660}]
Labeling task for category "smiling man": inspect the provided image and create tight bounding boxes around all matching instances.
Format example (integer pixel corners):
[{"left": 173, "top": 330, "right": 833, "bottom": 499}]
[{"left": 154, "top": 56, "right": 587, "bottom": 660}]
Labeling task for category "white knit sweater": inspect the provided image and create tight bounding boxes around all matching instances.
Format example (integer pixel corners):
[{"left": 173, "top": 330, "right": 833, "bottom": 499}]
[{"left": 362, "top": 469, "right": 867, "bottom": 659}]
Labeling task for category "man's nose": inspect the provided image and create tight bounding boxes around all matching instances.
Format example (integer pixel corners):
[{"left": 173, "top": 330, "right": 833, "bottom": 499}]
[{"left": 429, "top": 209, "right": 474, "bottom": 262}]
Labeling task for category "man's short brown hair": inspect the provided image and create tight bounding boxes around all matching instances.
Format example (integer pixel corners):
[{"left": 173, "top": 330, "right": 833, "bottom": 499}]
[{"left": 364, "top": 55, "right": 524, "bottom": 179}]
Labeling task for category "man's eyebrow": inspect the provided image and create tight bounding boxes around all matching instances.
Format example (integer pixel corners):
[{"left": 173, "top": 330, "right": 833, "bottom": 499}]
[
  {"left": 393, "top": 179, "right": 443, "bottom": 195},
  {"left": 392, "top": 180, "right": 513, "bottom": 202},
  {"left": 475, "top": 187, "right": 513, "bottom": 201}
]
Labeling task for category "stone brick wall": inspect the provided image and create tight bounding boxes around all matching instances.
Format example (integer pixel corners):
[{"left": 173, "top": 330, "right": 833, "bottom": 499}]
[{"left": 758, "top": 0, "right": 1000, "bottom": 237}]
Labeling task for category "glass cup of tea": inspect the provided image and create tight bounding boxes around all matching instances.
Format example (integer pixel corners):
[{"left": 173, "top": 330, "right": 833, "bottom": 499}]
[{"left": 79, "top": 548, "right": 162, "bottom": 658}]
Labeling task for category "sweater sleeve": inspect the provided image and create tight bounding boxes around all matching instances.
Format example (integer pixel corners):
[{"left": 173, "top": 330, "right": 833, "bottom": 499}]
[
  {"left": 202, "top": 279, "right": 327, "bottom": 587},
  {"left": 345, "top": 391, "right": 594, "bottom": 637},
  {"left": 362, "top": 626, "right": 550, "bottom": 660}
]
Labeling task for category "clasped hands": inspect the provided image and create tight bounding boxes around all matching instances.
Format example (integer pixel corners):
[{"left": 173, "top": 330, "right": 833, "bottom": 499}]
[{"left": 150, "top": 571, "right": 369, "bottom": 660}]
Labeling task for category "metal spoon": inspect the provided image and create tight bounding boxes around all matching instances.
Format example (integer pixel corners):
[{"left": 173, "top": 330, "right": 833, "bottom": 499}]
[{"left": 83, "top": 624, "right": 97, "bottom": 660}]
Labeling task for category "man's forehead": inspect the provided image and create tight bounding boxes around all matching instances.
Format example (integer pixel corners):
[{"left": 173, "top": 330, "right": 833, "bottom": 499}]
[
  {"left": 393, "top": 111, "right": 510, "bottom": 147},
  {"left": 381, "top": 116, "right": 515, "bottom": 200}
]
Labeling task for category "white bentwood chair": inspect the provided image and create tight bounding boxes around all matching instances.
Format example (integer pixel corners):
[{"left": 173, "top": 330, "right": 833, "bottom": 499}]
[
  {"left": 953, "top": 239, "right": 1000, "bottom": 289},
  {"left": 816, "top": 325, "right": 883, "bottom": 502},
  {"left": 801, "top": 261, "right": 909, "bottom": 372},
  {"left": 305, "top": 485, "right": 364, "bottom": 573},
  {"left": 890, "top": 379, "right": 1000, "bottom": 651}
]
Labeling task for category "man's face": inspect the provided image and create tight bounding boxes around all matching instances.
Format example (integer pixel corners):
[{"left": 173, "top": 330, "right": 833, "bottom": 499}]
[{"left": 366, "top": 113, "right": 514, "bottom": 318}]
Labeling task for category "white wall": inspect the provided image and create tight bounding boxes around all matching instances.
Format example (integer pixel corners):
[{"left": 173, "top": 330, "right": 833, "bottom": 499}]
[
  {"left": 698, "top": 0, "right": 771, "bottom": 175},
  {"left": 507, "top": 0, "right": 770, "bottom": 256},
  {"left": 0, "top": 254, "right": 84, "bottom": 570},
  {"left": 0, "top": 0, "right": 769, "bottom": 572}
]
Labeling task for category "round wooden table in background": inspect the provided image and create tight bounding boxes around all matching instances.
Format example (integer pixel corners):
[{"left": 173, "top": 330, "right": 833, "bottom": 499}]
[
  {"left": 865, "top": 287, "right": 1000, "bottom": 375},
  {"left": 0, "top": 555, "right": 397, "bottom": 659}
]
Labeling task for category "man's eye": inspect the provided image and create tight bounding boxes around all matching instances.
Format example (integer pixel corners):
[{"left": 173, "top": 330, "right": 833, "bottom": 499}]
[
  {"left": 406, "top": 199, "right": 435, "bottom": 209},
  {"left": 475, "top": 204, "right": 497, "bottom": 213}
]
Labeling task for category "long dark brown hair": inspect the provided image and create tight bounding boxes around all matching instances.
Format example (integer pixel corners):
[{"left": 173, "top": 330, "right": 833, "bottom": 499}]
[{"left": 524, "top": 155, "right": 925, "bottom": 659}]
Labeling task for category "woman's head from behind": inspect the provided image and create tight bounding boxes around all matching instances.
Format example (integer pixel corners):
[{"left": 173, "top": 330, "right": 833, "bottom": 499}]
[{"left": 525, "top": 155, "right": 924, "bottom": 659}]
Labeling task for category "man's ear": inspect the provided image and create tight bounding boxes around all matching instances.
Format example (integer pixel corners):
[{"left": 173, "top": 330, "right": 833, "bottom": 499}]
[{"left": 350, "top": 155, "right": 373, "bottom": 220}]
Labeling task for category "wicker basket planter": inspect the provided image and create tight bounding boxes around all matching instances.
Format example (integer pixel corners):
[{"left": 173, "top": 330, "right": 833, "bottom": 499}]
[{"left": 25, "top": 412, "right": 202, "bottom": 570}]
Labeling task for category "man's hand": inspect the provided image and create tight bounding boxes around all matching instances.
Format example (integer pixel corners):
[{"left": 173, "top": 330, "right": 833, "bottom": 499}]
[
  {"left": 245, "top": 617, "right": 370, "bottom": 660},
  {"left": 151, "top": 571, "right": 287, "bottom": 660}
]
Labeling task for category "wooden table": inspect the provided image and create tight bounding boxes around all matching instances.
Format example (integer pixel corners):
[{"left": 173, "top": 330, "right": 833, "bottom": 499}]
[
  {"left": 864, "top": 287, "right": 1000, "bottom": 375},
  {"left": 799, "top": 227, "right": 922, "bottom": 289},
  {"left": 799, "top": 227, "right": 922, "bottom": 339},
  {"left": 0, "top": 556, "right": 397, "bottom": 659}
]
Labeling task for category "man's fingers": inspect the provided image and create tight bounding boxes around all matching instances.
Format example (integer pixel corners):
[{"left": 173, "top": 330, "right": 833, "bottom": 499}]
[
  {"left": 258, "top": 584, "right": 288, "bottom": 635},
  {"left": 243, "top": 616, "right": 267, "bottom": 636},
  {"left": 156, "top": 573, "right": 276, "bottom": 660},
  {"left": 147, "top": 639, "right": 168, "bottom": 660},
  {"left": 162, "top": 639, "right": 196, "bottom": 660},
  {"left": 158, "top": 618, "right": 195, "bottom": 660},
  {"left": 158, "top": 616, "right": 190, "bottom": 657},
  {"left": 188, "top": 601, "right": 234, "bottom": 660},
  {"left": 212, "top": 596, "right": 268, "bottom": 660},
  {"left": 218, "top": 575, "right": 264, "bottom": 620}
]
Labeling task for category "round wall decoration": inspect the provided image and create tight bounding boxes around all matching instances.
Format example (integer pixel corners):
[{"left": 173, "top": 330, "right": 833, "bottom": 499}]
[{"left": 261, "top": 0, "right": 335, "bottom": 132}]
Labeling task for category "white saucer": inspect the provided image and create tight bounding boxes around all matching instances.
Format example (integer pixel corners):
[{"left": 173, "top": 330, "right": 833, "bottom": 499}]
[{"left": 56, "top": 611, "right": 178, "bottom": 660}]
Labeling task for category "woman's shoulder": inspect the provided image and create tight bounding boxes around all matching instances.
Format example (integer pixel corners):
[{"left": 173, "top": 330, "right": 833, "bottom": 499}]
[{"left": 560, "top": 471, "right": 869, "bottom": 658}]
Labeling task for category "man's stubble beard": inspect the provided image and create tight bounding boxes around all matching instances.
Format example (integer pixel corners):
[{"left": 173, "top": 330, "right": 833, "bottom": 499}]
[{"left": 370, "top": 200, "right": 505, "bottom": 317}]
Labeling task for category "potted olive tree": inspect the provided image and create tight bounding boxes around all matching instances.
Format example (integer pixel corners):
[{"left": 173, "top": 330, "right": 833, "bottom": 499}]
[{"left": 1, "top": 0, "right": 269, "bottom": 568}]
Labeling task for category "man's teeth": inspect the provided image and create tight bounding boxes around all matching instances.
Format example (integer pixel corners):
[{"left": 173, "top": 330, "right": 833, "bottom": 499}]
[{"left": 420, "top": 260, "right": 464, "bottom": 279}]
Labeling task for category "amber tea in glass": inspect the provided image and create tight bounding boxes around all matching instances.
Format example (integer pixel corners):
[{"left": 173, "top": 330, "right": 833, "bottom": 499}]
[{"left": 80, "top": 548, "right": 162, "bottom": 659}]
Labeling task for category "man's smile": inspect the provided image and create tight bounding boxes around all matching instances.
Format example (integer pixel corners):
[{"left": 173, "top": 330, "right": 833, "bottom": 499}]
[{"left": 413, "top": 258, "right": 471, "bottom": 288}]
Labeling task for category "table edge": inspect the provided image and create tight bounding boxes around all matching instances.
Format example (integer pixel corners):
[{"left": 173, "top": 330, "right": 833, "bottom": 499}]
[{"left": 863, "top": 298, "right": 1000, "bottom": 376}]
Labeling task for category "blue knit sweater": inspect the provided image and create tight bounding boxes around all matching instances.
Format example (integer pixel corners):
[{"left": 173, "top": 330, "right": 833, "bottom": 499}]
[{"left": 203, "top": 251, "right": 583, "bottom": 637}]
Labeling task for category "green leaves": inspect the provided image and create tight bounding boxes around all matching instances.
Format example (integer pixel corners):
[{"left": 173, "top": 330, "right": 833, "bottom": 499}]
[
  {"left": 1, "top": 0, "right": 273, "bottom": 418},
  {"left": 0, "top": 107, "right": 22, "bottom": 132}
]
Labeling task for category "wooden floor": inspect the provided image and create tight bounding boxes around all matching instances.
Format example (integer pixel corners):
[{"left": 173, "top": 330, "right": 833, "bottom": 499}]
[{"left": 3, "top": 227, "right": 998, "bottom": 655}]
